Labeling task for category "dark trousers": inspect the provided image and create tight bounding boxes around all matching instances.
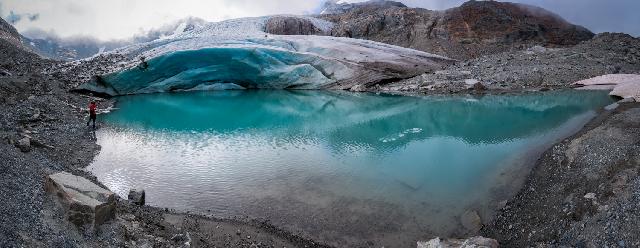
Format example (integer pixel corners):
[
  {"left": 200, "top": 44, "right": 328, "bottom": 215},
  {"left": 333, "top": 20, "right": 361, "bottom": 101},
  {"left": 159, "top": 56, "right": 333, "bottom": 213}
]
[{"left": 87, "top": 113, "right": 96, "bottom": 128}]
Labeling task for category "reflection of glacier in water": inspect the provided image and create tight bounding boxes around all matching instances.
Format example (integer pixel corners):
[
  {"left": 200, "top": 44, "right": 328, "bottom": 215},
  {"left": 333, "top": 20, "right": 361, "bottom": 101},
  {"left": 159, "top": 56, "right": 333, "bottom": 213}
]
[{"left": 88, "top": 90, "right": 613, "bottom": 247}]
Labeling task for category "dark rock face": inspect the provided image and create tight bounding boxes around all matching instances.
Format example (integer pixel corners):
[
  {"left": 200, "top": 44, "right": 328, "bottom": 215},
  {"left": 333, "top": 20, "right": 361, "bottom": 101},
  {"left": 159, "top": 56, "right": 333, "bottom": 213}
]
[
  {"left": 0, "top": 17, "right": 22, "bottom": 47},
  {"left": 320, "top": 0, "right": 407, "bottom": 15},
  {"left": 265, "top": 16, "right": 324, "bottom": 35},
  {"left": 320, "top": 0, "right": 594, "bottom": 60}
]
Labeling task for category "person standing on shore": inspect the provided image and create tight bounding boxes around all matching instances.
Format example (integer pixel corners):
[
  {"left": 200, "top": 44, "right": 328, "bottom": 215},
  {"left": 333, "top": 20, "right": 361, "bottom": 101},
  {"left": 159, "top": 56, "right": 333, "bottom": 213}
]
[{"left": 87, "top": 101, "right": 97, "bottom": 129}]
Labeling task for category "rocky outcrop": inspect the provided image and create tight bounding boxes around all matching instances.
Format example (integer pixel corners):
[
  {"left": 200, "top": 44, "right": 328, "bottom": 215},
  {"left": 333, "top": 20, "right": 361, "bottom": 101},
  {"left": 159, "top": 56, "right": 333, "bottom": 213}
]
[
  {"left": 320, "top": 0, "right": 594, "bottom": 60},
  {"left": 417, "top": 236, "right": 499, "bottom": 248},
  {"left": 265, "top": 16, "right": 324, "bottom": 35},
  {"left": 320, "top": 0, "right": 406, "bottom": 15},
  {"left": 45, "top": 172, "right": 116, "bottom": 227},
  {"left": 0, "top": 16, "right": 22, "bottom": 47}
]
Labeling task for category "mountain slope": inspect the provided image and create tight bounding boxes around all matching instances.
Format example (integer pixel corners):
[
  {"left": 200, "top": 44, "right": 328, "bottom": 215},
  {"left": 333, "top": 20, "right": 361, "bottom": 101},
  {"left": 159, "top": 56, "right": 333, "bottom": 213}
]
[
  {"left": 319, "top": 0, "right": 594, "bottom": 59},
  {"left": 0, "top": 16, "right": 22, "bottom": 47}
]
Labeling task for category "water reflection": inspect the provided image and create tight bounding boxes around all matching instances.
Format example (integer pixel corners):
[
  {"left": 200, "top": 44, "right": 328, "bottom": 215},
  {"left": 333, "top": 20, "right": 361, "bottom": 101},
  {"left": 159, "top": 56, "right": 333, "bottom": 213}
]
[{"left": 90, "top": 90, "right": 613, "bottom": 247}]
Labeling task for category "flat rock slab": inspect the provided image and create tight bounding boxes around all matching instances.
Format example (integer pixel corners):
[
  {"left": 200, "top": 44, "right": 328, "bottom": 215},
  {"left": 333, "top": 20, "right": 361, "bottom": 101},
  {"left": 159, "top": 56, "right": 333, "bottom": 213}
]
[
  {"left": 573, "top": 74, "right": 640, "bottom": 101},
  {"left": 45, "top": 172, "right": 116, "bottom": 227},
  {"left": 417, "top": 236, "right": 498, "bottom": 248}
]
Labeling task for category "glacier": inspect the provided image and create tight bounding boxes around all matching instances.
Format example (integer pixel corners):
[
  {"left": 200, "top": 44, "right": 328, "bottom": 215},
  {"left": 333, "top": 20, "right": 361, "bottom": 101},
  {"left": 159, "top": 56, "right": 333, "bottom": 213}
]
[{"left": 78, "top": 16, "right": 453, "bottom": 96}]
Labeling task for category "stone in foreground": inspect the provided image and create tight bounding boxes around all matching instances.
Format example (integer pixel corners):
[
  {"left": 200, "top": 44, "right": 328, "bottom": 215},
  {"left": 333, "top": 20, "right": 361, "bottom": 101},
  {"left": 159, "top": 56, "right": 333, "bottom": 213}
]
[
  {"left": 417, "top": 236, "right": 499, "bottom": 248},
  {"left": 16, "top": 137, "right": 30, "bottom": 152},
  {"left": 128, "top": 188, "right": 146, "bottom": 206},
  {"left": 45, "top": 172, "right": 116, "bottom": 227}
]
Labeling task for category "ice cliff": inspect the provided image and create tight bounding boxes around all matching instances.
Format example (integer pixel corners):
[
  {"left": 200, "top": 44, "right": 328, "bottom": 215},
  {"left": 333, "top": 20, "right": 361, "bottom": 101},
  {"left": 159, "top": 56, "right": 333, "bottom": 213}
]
[{"left": 77, "top": 16, "right": 453, "bottom": 96}]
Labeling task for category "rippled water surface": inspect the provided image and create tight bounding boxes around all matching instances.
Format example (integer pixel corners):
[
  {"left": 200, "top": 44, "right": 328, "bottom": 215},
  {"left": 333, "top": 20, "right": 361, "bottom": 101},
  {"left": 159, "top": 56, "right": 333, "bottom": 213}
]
[{"left": 88, "top": 90, "right": 613, "bottom": 247}]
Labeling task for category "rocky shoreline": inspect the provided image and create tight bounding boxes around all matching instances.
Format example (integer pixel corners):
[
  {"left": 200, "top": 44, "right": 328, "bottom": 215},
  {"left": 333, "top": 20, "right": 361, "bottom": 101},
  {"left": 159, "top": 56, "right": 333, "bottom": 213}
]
[{"left": 483, "top": 101, "right": 640, "bottom": 247}]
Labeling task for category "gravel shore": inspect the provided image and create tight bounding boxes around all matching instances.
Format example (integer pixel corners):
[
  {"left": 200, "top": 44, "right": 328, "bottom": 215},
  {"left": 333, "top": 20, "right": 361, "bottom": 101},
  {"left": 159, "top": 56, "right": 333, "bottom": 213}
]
[{"left": 482, "top": 101, "right": 640, "bottom": 247}]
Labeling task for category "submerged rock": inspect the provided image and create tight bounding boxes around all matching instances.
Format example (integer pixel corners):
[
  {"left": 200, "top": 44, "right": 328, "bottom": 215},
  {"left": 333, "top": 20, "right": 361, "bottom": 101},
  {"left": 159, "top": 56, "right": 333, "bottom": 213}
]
[
  {"left": 417, "top": 236, "right": 498, "bottom": 248},
  {"left": 45, "top": 172, "right": 116, "bottom": 227},
  {"left": 128, "top": 188, "right": 146, "bottom": 206},
  {"left": 461, "top": 210, "right": 482, "bottom": 233}
]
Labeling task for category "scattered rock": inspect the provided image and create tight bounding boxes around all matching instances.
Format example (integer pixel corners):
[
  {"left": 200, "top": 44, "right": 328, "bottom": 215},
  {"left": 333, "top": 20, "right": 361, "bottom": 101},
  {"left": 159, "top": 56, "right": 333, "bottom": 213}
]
[
  {"left": 45, "top": 172, "right": 116, "bottom": 227},
  {"left": 584, "top": 192, "right": 596, "bottom": 200},
  {"left": 128, "top": 188, "right": 146, "bottom": 206},
  {"left": 0, "top": 68, "right": 11, "bottom": 76},
  {"left": 464, "top": 79, "right": 480, "bottom": 85},
  {"left": 461, "top": 210, "right": 482, "bottom": 233},
  {"left": 472, "top": 82, "right": 487, "bottom": 91},
  {"left": 350, "top": 84, "right": 366, "bottom": 92},
  {"left": 417, "top": 236, "right": 499, "bottom": 248},
  {"left": 16, "top": 137, "right": 30, "bottom": 152}
]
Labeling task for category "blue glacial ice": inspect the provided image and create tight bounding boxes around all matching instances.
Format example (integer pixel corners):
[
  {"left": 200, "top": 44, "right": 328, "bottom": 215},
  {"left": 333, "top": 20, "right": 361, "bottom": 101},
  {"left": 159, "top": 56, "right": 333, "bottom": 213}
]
[{"left": 78, "top": 16, "right": 453, "bottom": 96}]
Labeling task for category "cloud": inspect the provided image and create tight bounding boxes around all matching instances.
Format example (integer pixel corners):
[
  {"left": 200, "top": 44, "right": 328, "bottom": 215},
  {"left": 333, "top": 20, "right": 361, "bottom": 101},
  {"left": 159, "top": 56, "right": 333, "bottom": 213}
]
[
  {"left": 4, "top": 9, "right": 40, "bottom": 24},
  {"left": 27, "top": 13, "right": 39, "bottom": 21}
]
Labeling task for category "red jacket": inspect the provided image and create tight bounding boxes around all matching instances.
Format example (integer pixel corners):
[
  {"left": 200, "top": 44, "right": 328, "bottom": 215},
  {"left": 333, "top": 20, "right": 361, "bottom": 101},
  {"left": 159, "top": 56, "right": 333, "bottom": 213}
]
[{"left": 89, "top": 103, "right": 97, "bottom": 115}]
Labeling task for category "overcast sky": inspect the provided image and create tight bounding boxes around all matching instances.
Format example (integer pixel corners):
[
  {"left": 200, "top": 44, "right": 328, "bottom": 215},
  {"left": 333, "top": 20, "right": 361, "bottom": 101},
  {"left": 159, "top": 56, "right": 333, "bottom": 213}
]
[{"left": 1, "top": 0, "right": 638, "bottom": 41}]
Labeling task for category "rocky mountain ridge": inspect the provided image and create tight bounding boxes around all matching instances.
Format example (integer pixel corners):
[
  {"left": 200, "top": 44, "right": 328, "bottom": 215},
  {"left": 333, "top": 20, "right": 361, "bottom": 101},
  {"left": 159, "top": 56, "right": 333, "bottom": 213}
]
[
  {"left": 319, "top": 0, "right": 407, "bottom": 15},
  {"left": 318, "top": 0, "right": 595, "bottom": 60}
]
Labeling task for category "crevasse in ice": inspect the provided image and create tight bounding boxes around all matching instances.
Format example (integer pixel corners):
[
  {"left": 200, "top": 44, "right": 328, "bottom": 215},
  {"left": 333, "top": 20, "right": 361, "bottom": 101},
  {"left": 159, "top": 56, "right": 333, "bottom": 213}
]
[{"left": 79, "top": 16, "right": 452, "bottom": 96}]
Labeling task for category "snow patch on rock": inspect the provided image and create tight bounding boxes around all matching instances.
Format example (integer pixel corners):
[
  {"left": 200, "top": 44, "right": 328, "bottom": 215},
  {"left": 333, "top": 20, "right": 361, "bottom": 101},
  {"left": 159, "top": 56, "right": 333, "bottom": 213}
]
[{"left": 573, "top": 74, "right": 640, "bottom": 101}]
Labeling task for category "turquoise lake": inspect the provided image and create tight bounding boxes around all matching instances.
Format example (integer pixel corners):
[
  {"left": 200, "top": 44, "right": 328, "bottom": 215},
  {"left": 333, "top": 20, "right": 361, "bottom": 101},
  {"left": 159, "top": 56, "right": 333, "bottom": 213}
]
[{"left": 88, "top": 90, "right": 614, "bottom": 247}]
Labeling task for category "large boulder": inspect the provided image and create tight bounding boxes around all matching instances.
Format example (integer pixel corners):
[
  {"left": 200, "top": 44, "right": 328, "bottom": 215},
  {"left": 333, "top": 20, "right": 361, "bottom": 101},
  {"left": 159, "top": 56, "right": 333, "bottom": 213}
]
[
  {"left": 128, "top": 188, "right": 146, "bottom": 206},
  {"left": 265, "top": 16, "right": 324, "bottom": 35},
  {"left": 45, "top": 172, "right": 116, "bottom": 227},
  {"left": 417, "top": 236, "right": 499, "bottom": 248},
  {"left": 16, "top": 137, "right": 31, "bottom": 152}
]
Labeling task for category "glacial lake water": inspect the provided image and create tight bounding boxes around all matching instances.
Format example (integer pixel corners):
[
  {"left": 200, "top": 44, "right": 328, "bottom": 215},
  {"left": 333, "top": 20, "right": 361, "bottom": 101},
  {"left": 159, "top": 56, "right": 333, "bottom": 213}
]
[{"left": 88, "top": 90, "right": 613, "bottom": 247}]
